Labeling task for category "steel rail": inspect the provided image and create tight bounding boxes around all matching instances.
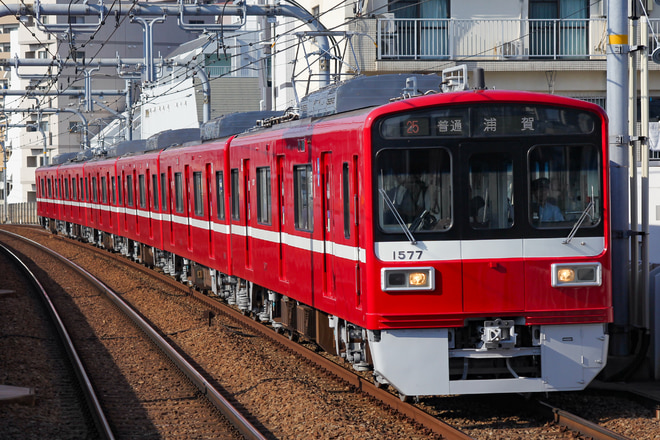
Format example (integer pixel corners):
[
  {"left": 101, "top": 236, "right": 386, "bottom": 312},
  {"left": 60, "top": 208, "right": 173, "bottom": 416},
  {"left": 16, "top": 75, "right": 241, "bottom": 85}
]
[
  {"left": 537, "top": 400, "right": 633, "bottom": 440},
  {"left": 38, "top": 233, "right": 475, "bottom": 439},
  {"left": 0, "top": 243, "right": 115, "bottom": 440},
  {"left": 0, "top": 230, "right": 267, "bottom": 440}
]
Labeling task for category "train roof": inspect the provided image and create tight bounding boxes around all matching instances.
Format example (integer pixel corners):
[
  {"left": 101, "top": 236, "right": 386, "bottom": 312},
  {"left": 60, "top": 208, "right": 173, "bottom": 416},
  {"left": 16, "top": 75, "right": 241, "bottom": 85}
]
[
  {"left": 200, "top": 111, "right": 283, "bottom": 142},
  {"left": 299, "top": 74, "right": 443, "bottom": 118}
]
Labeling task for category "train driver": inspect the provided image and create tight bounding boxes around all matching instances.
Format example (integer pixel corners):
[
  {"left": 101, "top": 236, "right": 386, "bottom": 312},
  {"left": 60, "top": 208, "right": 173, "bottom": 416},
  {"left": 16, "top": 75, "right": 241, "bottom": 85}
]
[{"left": 532, "top": 177, "right": 564, "bottom": 223}]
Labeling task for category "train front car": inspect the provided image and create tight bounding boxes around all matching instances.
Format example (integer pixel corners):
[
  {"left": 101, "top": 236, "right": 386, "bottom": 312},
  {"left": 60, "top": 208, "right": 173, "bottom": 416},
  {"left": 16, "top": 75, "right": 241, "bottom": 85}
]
[{"left": 364, "top": 90, "right": 611, "bottom": 397}]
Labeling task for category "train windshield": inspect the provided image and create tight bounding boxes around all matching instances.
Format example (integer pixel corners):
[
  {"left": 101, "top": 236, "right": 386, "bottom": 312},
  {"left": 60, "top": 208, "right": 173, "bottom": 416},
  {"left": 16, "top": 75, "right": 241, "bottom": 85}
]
[
  {"left": 529, "top": 144, "right": 601, "bottom": 229},
  {"left": 377, "top": 148, "right": 452, "bottom": 233}
]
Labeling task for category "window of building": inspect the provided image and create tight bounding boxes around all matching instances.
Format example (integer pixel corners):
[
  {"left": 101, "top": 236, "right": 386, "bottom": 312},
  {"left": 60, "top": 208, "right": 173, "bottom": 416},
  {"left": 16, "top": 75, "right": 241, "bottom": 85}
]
[
  {"left": 27, "top": 156, "right": 37, "bottom": 167},
  {"left": 174, "top": 172, "right": 183, "bottom": 213},
  {"left": 215, "top": 171, "right": 225, "bottom": 220},
  {"left": 193, "top": 171, "right": 204, "bottom": 216},
  {"left": 257, "top": 167, "right": 271, "bottom": 224},
  {"left": 231, "top": 169, "right": 239, "bottom": 220},
  {"left": 294, "top": 164, "right": 313, "bottom": 231}
]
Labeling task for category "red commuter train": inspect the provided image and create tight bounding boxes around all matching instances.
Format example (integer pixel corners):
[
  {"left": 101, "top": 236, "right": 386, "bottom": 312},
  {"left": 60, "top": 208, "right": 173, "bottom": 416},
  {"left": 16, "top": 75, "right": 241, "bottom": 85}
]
[{"left": 36, "top": 75, "right": 612, "bottom": 398}]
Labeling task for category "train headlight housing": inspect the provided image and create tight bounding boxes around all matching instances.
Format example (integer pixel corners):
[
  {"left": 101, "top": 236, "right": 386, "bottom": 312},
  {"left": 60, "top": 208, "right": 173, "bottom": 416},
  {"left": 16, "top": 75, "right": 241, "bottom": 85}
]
[
  {"left": 382, "top": 267, "right": 435, "bottom": 291},
  {"left": 551, "top": 263, "right": 602, "bottom": 287}
]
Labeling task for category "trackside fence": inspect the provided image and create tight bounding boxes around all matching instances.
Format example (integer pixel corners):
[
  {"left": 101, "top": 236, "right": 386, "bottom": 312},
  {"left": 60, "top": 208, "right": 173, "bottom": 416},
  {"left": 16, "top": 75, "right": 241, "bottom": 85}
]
[{"left": 0, "top": 202, "right": 38, "bottom": 224}]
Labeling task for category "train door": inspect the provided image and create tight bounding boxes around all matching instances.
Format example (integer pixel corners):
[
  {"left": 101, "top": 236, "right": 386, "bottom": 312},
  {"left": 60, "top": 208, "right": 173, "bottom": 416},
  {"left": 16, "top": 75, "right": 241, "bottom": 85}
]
[
  {"left": 168, "top": 167, "right": 175, "bottom": 246},
  {"left": 243, "top": 159, "right": 251, "bottom": 269},
  {"left": 321, "top": 152, "right": 335, "bottom": 300},
  {"left": 185, "top": 165, "right": 192, "bottom": 251},
  {"left": 146, "top": 170, "right": 153, "bottom": 239},
  {"left": 460, "top": 143, "right": 524, "bottom": 313},
  {"left": 350, "top": 155, "right": 361, "bottom": 309},
  {"left": 277, "top": 155, "right": 286, "bottom": 281},
  {"left": 206, "top": 163, "right": 214, "bottom": 258}
]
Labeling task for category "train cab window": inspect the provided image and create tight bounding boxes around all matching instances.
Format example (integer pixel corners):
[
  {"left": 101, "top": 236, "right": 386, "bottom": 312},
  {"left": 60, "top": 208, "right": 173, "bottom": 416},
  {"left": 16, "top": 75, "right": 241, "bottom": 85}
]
[
  {"left": 257, "top": 167, "right": 271, "bottom": 225},
  {"left": 215, "top": 171, "right": 225, "bottom": 220},
  {"left": 529, "top": 145, "right": 601, "bottom": 229},
  {"left": 174, "top": 172, "right": 184, "bottom": 213},
  {"left": 126, "top": 175, "right": 134, "bottom": 207},
  {"left": 111, "top": 177, "right": 115, "bottom": 204},
  {"left": 294, "top": 164, "right": 313, "bottom": 231},
  {"left": 231, "top": 169, "right": 239, "bottom": 220},
  {"left": 160, "top": 173, "right": 167, "bottom": 211},
  {"left": 152, "top": 175, "right": 159, "bottom": 210},
  {"left": 193, "top": 172, "right": 203, "bottom": 216},
  {"left": 139, "top": 174, "right": 146, "bottom": 209},
  {"left": 468, "top": 152, "right": 514, "bottom": 230},
  {"left": 376, "top": 148, "right": 452, "bottom": 233},
  {"left": 101, "top": 176, "right": 107, "bottom": 203}
]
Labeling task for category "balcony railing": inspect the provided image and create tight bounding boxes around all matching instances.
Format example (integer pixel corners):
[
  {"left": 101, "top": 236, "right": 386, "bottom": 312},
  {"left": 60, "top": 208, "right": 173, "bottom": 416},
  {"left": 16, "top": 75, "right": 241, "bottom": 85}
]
[{"left": 377, "top": 18, "right": 611, "bottom": 60}]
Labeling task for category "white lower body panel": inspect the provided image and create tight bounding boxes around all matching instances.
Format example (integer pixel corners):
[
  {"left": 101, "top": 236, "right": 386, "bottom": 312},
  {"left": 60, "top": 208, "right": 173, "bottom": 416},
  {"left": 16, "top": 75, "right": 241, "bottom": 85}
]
[{"left": 369, "top": 323, "right": 609, "bottom": 396}]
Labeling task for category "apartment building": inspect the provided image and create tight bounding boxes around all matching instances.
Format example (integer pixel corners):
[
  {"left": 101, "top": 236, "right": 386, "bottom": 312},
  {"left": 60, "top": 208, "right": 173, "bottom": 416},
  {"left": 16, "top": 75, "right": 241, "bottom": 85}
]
[{"left": 271, "top": 0, "right": 660, "bottom": 113}]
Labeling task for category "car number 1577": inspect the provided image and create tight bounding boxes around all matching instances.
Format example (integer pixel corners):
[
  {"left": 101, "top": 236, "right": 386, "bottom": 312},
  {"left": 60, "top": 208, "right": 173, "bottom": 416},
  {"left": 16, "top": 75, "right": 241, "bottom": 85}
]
[{"left": 393, "top": 250, "right": 423, "bottom": 260}]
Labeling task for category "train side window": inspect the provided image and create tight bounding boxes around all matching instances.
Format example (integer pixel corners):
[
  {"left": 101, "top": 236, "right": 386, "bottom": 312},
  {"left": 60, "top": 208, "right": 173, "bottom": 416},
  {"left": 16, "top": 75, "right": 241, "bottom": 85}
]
[
  {"left": 126, "top": 174, "right": 134, "bottom": 207},
  {"left": 47, "top": 178, "right": 52, "bottom": 197},
  {"left": 215, "top": 171, "right": 225, "bottom": 220},
  {"left": 111, "top": 177, "right": 115, "bottom": 204},
  {"left": 160, "top": 172, "right": 167, "bottom": 211},
  {"left": 40, "top": 179, "right": 45, "bottom": 198},
  {"left": 174, "top": 172, "right": 184, "bottom": 213},
  {"left": 139, "top": 174, "right": 146, "bottom": 209},
  {"left": 231, "top": 168, "right": 239, "bottom": 220},
  {"left": 294, "top": 164, "right": 313, "bottom": 232},
  {"left": 72, "top": 177, "right": 77, "bottom": 200},
  {"left": 101, "top": 176, "right": 107, "bottom": 203},
  {"left": 193, "top": 171, "right": 203, "bottom": 216},
  {"left": 91, "top": 176, "right": 98, "bottom": 203},
  {"left": 117, "top": 176, "right": 122, "bottom": 205},
  {"left": 152, "top": 174, "right": 159, "bottom": 210},
  {"left": 64, "top": 178, "right": 69, "bottom": 200},
  {"left": 343, "top": 163, "right": 350, "bottom": 238},
  {"left": 84, "top": 177, "right": 88, "bottom": 201},
  {"left": 257, "top": 167, "right": 271, "bottom": 225}
]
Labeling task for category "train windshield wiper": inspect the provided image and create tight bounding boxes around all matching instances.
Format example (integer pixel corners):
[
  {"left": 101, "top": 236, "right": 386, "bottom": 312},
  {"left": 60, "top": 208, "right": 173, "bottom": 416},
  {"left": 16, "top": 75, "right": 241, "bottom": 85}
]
[
  {"left": 379, "top": 188, "right": 417, "bottom": 244},
  {"left": 563, "top": 200, "right": 594, "bottom": 244}
]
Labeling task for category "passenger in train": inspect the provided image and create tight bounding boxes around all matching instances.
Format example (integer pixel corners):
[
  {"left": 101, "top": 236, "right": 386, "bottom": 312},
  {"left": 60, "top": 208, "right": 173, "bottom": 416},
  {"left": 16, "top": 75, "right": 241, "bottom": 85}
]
[{"left": 532, "top": 177, "right": 564, "bottom": 223}]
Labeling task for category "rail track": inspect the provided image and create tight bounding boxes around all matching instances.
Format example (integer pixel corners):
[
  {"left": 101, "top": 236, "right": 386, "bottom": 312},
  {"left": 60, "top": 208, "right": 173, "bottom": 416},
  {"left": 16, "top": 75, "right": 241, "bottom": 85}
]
[
  {"left": 1, "top": 225, "right": 652, "bottom": 439},
  {"left": 0, "top": 228, "right": 263, "bottom": 439}
]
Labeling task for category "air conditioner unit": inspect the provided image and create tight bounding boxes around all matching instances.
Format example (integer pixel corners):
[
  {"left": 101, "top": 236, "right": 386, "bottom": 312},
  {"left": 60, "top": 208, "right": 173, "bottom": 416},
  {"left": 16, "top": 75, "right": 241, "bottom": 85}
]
[{"left": 501, "top": 41, "right": 521, "bottom": 59}]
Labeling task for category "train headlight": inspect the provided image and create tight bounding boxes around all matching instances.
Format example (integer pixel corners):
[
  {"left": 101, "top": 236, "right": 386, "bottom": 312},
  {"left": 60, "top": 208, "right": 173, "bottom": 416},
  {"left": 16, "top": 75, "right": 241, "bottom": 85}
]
[
  {"left": 551, "top": 263, "right": 602, "bottom": 287},
  {"left": 381, "top": 267, "right": 435, "bottom": 291}
]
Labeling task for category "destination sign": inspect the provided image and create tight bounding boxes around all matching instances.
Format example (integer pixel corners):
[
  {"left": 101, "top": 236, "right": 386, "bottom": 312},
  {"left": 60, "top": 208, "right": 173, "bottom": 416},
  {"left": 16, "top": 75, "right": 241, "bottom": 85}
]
[{"left": 379, "top": 105, "right": 596, "bottom": 139}]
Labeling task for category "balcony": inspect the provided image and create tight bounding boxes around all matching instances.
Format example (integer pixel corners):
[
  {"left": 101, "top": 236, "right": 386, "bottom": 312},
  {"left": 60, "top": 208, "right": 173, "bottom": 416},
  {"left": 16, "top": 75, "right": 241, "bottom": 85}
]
[{"left": 376, "top": 17, "right": 614, "bottom": 61}]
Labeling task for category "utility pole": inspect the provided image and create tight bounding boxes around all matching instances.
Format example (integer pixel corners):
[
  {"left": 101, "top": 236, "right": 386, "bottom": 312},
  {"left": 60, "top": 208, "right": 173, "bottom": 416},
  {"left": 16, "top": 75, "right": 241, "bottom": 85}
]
[{"left": 607, "top": 0, "right": 631, "bottom": 357}]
